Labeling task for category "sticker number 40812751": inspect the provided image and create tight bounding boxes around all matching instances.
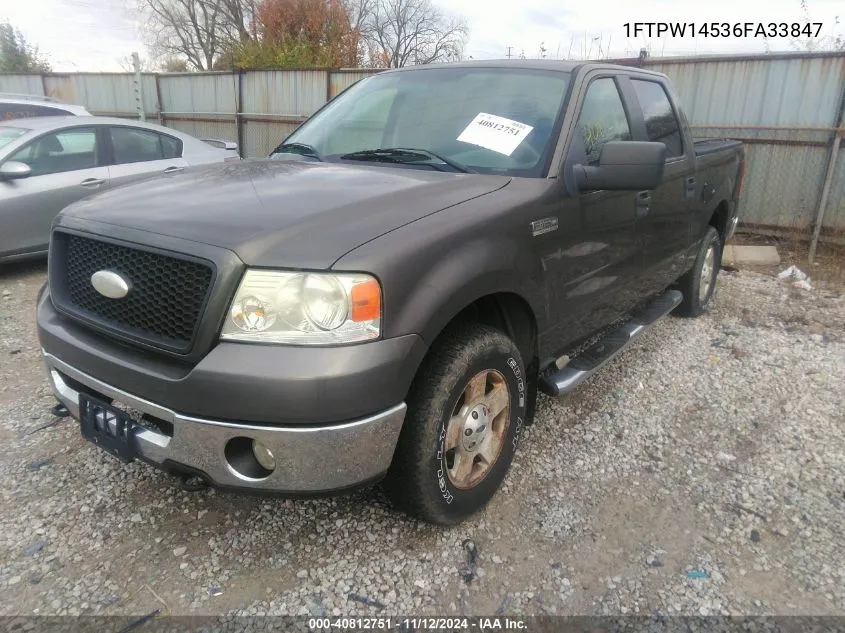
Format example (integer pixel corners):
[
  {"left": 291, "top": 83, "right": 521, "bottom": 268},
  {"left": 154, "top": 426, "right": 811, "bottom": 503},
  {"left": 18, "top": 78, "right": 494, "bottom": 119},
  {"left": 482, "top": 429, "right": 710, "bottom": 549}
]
[{"left": 457, "top": 112, "right": 534, "bottom": 157}]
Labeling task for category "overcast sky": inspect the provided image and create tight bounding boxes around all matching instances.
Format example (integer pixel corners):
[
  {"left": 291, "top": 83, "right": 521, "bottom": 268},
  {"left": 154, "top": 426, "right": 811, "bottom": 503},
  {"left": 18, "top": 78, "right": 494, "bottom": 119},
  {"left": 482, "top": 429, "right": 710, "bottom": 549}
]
[{"left": 3, "top": 0, "right": 843, "bottom": 71}]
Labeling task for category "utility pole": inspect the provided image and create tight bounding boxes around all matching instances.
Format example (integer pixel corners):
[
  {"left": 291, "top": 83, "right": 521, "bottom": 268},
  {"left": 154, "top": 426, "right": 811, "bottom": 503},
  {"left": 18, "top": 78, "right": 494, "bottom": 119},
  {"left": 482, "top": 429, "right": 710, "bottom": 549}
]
[
  {"left": 131, "top": 52, "right": 146, "bottom": 122},
  {"left": 506, "top": 46, "right": 513, "bottom": 59}
]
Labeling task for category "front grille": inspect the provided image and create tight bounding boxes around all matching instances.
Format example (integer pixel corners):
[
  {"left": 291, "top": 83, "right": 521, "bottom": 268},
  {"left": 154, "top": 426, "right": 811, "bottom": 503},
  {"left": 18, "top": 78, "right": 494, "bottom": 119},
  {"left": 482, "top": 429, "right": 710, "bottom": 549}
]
[{"left": 54, "top": 233, "right": 214, "bottom": 353}]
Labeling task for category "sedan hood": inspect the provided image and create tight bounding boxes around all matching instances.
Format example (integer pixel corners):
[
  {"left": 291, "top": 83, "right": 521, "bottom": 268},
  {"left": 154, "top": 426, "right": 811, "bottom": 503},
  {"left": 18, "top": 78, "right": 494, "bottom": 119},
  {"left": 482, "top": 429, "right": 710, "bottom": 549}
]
[{"left": 59, "top": 159, "right": 510, "bottom": 269}]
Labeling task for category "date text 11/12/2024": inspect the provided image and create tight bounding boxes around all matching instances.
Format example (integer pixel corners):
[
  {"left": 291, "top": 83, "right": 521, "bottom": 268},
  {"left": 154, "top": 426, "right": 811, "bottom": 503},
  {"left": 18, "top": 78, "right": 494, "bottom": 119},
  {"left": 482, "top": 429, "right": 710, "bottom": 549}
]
[
  {"left": 308, "top": 617, "right": 528, "bottom": 630},
  {"left": 623, "top": 22, "right": 823, "bottom": 38}
]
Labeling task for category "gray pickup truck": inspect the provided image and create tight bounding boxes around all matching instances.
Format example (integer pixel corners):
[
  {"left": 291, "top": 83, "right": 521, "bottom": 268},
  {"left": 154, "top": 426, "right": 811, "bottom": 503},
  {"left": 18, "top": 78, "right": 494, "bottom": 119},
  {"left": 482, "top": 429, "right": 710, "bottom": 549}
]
[{"left": 37, "top": 61, "right": 744, "bottom": 525}]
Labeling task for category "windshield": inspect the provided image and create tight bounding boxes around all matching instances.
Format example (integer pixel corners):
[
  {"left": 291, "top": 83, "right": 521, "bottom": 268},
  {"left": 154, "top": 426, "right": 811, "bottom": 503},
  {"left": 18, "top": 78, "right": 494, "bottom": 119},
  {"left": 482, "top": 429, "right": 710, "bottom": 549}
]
[
  {"left": 0, "top": 126, "right": 29, "bottom": 151},
  {"left": 276, "top": 67, "right": 571, "bottom": 177}
]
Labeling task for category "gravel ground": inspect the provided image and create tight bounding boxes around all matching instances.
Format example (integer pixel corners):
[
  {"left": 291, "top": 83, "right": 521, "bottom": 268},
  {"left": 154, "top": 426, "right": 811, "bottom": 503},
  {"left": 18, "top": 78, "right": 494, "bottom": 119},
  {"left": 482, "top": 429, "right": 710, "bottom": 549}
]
[{"left": 0, "top": 260, "right": 843, "bottom": 619}]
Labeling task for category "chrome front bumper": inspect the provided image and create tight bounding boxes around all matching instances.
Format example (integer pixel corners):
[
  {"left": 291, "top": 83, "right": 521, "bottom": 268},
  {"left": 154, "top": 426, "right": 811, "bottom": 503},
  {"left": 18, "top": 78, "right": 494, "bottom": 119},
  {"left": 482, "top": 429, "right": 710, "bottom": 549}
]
[{"left": 44, "top": 351, "right": 406, "bottom": 493}]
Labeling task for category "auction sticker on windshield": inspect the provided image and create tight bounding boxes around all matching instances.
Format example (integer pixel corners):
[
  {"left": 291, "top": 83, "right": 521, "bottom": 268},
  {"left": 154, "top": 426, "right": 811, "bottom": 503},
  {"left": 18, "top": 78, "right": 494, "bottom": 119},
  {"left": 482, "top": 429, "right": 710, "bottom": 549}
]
[{"left": 457, "top": 112, "right": 534, "bottom": 156}]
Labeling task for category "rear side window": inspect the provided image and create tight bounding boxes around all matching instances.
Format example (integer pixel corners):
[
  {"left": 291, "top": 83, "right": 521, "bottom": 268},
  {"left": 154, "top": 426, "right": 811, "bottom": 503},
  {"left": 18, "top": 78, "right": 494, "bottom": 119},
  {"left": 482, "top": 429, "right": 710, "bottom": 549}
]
[
  {"left": 109, "top": 127, "right": 182, "bottom": 164},
  {"left": 631, "top": 80, "right": 683, "bottom": 157},
  {"left": 1, "top": 103, "right": 73, "bottom": 120},
  {"left": 575, "top": 78, "right": 632, "bottom": 165},
  {"left": 160, "top": 134, "right": 180, "bottom": 158}
]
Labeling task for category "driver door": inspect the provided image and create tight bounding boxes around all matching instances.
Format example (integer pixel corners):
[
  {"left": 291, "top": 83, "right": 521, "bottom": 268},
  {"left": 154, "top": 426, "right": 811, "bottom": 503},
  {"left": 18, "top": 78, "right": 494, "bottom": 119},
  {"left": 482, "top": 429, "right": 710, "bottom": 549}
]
[
  {"left": 542, "top": 76, "right": 646, "bottom": 353},
  {"left": 0, "top": 126, "right": 108, "bottom": 257}
]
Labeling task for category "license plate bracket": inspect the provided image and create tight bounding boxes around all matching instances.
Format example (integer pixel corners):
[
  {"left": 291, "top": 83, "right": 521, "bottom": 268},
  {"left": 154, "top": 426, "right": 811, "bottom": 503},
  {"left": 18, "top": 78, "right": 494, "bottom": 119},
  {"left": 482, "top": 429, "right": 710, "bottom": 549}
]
[{"left": 79, "top": 394, "right": 137, "bottom": 462}]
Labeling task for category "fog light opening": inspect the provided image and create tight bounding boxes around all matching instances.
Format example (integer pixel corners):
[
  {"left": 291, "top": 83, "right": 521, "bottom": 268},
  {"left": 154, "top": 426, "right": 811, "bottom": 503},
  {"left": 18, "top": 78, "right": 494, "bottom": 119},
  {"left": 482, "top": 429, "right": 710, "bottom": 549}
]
[{"left": 224, "top": 436, "right": 275, "bottom": 480}]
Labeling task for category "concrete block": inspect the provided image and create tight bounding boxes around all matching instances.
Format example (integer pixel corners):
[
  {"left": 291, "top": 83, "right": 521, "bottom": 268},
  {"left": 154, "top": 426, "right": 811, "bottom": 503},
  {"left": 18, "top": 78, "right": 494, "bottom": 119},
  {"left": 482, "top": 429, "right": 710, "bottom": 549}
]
[{"left": 722, "top": 245, "right": 781, "bottom": 267}]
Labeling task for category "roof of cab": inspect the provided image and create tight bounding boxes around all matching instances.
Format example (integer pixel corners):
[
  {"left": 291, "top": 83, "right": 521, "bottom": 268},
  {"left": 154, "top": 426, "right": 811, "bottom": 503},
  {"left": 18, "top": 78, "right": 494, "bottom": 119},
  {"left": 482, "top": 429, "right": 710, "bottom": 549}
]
[
  {"left": 388, "top": 59, "right": 584, "bottom": 72},
  {"left": 382, "top": 59, "right": 668, "bottom": 80}
]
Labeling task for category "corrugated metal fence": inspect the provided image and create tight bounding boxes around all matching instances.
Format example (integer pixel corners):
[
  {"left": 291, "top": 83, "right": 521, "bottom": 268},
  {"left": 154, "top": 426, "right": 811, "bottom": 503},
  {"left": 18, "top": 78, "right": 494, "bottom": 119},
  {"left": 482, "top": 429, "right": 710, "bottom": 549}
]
[
  {"left": 0, "top": 68, "right": 381, "bottom": 160},
  {"left": 2, "top": 52, "right": 844, "bottom": 238},
  {"left": 637, "top": 52, "right": 845, "bottom": 243}
]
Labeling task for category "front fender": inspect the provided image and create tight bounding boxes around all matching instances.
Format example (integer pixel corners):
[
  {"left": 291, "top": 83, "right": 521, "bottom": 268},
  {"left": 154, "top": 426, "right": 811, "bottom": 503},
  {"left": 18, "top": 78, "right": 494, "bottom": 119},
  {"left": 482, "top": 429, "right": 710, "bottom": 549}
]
[
  {"left": 389, "top": 236, "right": 545, "bottom": 346},
  {"left": 333, "top": 200, "right": 546, "bottom": 348}
]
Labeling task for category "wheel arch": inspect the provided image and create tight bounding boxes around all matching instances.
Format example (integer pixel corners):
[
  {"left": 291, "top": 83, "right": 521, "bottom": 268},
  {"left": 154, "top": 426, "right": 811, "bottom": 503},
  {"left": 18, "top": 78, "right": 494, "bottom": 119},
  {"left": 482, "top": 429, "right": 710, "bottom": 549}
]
[
  {"left": 708, "top": 199, "right": 731, "bottom": 243},
  {"left": 407, "top": 283, "right": 542, "bottom": 423}
]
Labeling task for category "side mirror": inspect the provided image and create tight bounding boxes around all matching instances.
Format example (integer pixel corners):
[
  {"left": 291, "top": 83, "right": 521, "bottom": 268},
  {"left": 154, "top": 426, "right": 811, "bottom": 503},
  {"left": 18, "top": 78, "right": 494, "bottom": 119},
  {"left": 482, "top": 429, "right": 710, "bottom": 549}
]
[
  {"left": 574, "top": 141, "right": 666, "bottom": 191},
  {"left": 0, "top": 161, "right": 32, "bottom": 181}
]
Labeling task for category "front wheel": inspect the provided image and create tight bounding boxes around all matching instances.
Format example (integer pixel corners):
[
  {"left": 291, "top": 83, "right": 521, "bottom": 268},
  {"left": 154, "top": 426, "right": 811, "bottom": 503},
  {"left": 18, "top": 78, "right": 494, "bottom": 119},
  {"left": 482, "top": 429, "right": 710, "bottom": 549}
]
[
  {"left": 676, "top": 226, "right": 721, "bottom": 317},
  {"left": 384, "top": 324, "right": 527, "bottom": 525}
]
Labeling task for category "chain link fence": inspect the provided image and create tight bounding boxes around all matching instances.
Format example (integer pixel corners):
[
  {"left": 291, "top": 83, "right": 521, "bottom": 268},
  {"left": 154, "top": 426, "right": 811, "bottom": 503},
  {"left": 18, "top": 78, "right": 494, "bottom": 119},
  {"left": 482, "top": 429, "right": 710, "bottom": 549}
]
[{"left": 689, "top": 124, "right": 841, "bottom": 237}]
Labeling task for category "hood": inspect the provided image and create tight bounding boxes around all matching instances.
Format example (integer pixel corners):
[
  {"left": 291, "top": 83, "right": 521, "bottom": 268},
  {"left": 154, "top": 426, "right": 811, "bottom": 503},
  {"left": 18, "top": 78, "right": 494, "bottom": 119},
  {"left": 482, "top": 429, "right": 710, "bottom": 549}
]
[{"left": 59, "top": 159, "right": 511, "bottom": 269}]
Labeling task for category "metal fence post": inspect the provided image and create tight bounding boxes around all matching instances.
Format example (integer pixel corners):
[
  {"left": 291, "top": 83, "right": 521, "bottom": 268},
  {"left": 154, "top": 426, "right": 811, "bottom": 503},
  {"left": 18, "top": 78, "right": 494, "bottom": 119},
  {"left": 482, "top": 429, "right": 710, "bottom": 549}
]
[
  {"left": 326, "top": 69, "right": 333, "bottom": 103},
  {"left": 808, "top": 128, "right": 842, "bottom": 263},
  {"left": 131, "top": 52, "right": 146, "bottom": 121},
  {"left": 236, "top": 70, "right": 245, "bottom": 159},
  {"left": 154, "top": 73, "right": 164, "bottom": 125},
  {"left": 809, "top": 87, "right": 845, "bottom": 264}
]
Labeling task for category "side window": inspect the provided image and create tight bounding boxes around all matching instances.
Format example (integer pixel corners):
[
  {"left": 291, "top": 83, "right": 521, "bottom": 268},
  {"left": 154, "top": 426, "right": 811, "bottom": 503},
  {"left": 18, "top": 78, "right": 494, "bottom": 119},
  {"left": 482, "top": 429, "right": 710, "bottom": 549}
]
[
  {"left": 631, "top": 80, "right": 683, "bottom": 157},
  {"left": 576, "top": 78, "right": 632, "bottom": 165},
  {"left": 110, "top": 127, "right": 181, "bottom": 164},
  {"left": 160, "top": 134, "right": 181, "bottom": 158},
  {"left": 8, "top": 127, "right": 98, "bottom": 176}
]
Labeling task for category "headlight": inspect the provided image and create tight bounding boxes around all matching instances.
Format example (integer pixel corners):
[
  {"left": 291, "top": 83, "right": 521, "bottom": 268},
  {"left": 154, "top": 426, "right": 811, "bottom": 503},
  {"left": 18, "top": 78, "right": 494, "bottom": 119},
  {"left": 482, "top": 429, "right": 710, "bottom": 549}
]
[{"left": 221, "top": 270, "right": 381, "bottom": 344}]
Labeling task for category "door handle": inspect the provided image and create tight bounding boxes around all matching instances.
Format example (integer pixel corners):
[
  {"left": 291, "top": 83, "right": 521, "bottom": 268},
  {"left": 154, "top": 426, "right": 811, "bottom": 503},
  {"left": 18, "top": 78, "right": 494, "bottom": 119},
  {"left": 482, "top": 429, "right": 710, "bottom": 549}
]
[
  {"left": 163, "top": 166, "right": 184, "bottom": 174},
  {"left": 80, "top": 178, "right": 105, "bottom": 188},
  {"left": 636, "top": 191, "right": 651, "bottom": 217},
  {"left": 684, "top": 176, "right": 696, "bottom": 199}
]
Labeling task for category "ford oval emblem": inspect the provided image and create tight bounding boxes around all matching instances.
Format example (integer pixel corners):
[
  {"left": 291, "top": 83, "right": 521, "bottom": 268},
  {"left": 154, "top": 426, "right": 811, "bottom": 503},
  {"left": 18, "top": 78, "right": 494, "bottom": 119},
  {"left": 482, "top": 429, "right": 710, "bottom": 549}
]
[{"left": 91, "top": 270, "right": 131, "bottom": 299}]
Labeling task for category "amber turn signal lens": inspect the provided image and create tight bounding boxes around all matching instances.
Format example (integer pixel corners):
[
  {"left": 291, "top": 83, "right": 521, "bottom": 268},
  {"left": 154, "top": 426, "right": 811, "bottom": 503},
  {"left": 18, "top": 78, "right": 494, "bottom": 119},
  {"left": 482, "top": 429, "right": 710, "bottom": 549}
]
[{"left": 350, "top": 279, "right": 381, "bottom": 322}]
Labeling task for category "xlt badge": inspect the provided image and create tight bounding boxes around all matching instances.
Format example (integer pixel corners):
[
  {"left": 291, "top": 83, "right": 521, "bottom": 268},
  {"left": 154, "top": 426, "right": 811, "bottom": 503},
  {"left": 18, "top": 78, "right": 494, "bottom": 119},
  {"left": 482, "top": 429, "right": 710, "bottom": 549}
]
[{"left": 530, "top": 217, "right": 559, "bottom": 237}]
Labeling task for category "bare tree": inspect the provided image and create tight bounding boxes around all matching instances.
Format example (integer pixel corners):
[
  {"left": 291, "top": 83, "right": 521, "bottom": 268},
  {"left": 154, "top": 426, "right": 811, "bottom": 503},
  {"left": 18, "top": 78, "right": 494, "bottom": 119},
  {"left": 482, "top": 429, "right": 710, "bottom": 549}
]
[
  {"left": 353, "top": 0, "right": 468, "bottom": 68},
  {"left": 343, "top": 0, "right": 372, "bottom": 35},
  {"left": 790, "top": 0, "right": 844, "bottom": 51},
  {"left": 220, "top": 0, "right": 259, "bottom": 41},
  {"left": 160, "top": 56, "right": 190, "bottom": 71},
  {"left": 137, "top": 0, "right": 255, "bottom": 70}
]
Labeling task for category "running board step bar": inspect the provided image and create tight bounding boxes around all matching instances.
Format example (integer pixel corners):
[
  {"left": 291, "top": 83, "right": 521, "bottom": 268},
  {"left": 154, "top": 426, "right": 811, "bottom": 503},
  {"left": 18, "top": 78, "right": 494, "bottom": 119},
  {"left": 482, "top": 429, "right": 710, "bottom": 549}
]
[{"left": 539, "top": 290, "right": 683, "bottom": 397}]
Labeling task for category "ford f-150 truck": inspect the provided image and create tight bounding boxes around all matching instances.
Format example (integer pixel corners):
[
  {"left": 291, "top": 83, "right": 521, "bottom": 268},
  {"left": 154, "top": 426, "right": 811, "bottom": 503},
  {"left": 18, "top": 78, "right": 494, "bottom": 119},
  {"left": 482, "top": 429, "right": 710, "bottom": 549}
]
[{"left": 36, "top": 61, "right": 744, "bottom": 525}]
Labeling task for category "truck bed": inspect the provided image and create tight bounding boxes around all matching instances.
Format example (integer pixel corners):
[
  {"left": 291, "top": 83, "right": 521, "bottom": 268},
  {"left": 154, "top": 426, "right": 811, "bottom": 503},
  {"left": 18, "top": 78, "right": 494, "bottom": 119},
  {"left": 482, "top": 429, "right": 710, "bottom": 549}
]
[{"left": 694, "top": 138, "right": 744, "bottom": 157}]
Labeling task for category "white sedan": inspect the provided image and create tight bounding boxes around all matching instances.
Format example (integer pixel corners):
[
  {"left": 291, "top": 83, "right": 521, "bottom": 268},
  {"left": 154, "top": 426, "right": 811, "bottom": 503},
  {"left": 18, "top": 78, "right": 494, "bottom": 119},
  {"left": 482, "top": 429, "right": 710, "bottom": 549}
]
[{"left": 0, "top": 116, "right": 239, "bottom": 262}]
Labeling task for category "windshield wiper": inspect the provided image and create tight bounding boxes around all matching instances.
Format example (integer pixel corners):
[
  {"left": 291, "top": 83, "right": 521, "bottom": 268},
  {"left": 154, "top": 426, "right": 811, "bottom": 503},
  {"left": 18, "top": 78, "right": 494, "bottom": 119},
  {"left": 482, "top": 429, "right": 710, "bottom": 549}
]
[
  {"left": 271, "top": 142, "right": 323, "bottom": 161},
  {"left": 339, "top": 148, "right": 474, "bottom": 173}
]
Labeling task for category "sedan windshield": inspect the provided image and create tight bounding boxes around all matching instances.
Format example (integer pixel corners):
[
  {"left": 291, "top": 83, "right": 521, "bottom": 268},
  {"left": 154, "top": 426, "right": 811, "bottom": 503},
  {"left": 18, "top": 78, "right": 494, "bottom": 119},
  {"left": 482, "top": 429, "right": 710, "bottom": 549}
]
[
  {"left": 275, "top": 67, "right": 571, "bottom": 177},
  {"left": 0, "top": 126, "right": 29, "bottom": 151}
]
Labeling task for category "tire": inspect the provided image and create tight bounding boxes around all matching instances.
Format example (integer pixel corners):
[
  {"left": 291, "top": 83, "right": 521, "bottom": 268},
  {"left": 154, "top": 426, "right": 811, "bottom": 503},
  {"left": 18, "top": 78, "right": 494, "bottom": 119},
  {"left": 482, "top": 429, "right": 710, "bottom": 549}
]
[
  {"left": 384, "top": 323, "right": 527, "bottom": 525},
  {"left": 676, "top": 226, "right": 721, "bottom": 317}
]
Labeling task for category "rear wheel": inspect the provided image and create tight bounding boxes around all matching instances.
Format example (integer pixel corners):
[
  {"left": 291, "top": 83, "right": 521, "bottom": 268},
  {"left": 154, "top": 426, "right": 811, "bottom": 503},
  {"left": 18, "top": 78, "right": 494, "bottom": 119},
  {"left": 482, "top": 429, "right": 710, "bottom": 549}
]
[
  {"left": 384, "top": 324, "right": 526, "bottom": 525},
  {"left": 676, "top": 226, "right": 721, "bottom": 317}
]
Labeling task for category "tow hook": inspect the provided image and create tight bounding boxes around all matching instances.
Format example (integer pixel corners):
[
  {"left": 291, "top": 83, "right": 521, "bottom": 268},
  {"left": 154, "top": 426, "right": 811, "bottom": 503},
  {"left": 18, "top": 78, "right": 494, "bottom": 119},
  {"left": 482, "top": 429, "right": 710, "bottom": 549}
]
[{"left": 50, "top": 403, "right": 70, "bottom": 418}]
